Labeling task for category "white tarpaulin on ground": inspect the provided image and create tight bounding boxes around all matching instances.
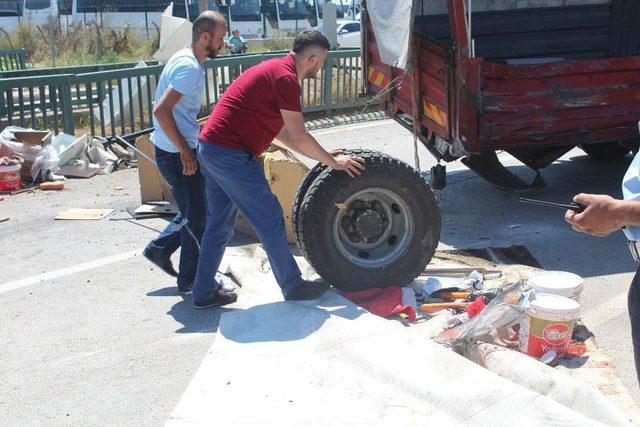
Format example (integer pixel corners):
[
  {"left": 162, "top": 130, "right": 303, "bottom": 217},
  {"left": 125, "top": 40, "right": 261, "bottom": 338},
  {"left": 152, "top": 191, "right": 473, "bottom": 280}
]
[
  {"left": 367, "top": 0, "right": 414, "bottom": 70},
  {"left": 166, "top": 246, "right": 636, "bottom": 426}
]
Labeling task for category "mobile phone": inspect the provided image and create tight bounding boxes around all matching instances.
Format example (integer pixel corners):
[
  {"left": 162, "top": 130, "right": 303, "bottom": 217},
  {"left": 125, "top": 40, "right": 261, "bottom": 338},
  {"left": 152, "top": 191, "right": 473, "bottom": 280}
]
[{"left": 519, "top": 197, "right": 586, "bottom": 213}]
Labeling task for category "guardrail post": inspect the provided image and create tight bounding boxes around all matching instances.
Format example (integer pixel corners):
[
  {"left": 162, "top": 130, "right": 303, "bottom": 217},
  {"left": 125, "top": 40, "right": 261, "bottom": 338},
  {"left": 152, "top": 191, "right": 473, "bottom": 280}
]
[
  {"left": 19, "top": 48, "right": 26, "bottom": 70},
  {"left": 323, "top": 53, "right": 333, "bottom": 111},
  {"left": 0, "top": 90, "right": 5, "bottom": 117},
  {"left": 60, "top": 77, "right": 75, "bottom": 135}
]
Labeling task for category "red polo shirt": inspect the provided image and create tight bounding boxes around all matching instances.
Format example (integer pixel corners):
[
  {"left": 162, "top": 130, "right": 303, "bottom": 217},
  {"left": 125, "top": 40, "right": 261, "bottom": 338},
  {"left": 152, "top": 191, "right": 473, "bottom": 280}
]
[{"left": 199, "top": 54, "right": 301, "bottom": 156}]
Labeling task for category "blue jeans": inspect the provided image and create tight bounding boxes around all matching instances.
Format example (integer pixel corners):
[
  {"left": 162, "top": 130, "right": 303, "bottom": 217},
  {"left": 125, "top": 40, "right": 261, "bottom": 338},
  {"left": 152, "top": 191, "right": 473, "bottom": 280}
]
[
  {"left": 145, "top": 146, "right": 206, "bottom": 289},
  {"left": 192, "top": 141, "right": 303, "bottom": 302}
]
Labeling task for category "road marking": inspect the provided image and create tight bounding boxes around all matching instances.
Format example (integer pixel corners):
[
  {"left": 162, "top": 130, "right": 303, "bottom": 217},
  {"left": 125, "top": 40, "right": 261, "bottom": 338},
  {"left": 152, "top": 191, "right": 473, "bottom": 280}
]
[
  {"left": 0, "top": 249, "right": 142, "bottom": 295},
  {"left": 311, "top": 120, "right": 392, "bottom": 137}
]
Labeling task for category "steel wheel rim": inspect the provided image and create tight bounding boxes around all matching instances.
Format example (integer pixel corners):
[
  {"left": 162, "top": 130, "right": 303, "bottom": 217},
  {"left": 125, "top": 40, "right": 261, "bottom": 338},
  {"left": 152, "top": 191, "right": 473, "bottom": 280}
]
[{"left": 332, "top": 187, "right": 414, "bottom": 268}]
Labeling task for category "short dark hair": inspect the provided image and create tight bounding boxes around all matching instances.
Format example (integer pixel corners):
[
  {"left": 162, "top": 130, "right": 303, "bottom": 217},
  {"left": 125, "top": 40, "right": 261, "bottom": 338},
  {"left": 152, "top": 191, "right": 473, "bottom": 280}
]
[
  {"left": 192, "top": 11, "right": 226, "bottom": 43},
  {"left": 292, "top": 30, "right": 330, "bottom": 54}
]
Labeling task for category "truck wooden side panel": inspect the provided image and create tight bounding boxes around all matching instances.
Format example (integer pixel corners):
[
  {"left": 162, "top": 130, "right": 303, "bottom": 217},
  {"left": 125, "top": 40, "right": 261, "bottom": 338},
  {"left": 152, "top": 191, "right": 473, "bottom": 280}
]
[{"left": 467, "top": 57, "right": 640, "bottom": 151}]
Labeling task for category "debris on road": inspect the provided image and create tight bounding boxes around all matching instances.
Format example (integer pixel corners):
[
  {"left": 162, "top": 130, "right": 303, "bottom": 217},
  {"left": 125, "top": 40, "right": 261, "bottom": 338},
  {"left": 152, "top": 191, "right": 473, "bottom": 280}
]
[
  {"left": 40, "top": 182, "right": 64, "bottom": 191},
  {"left": 54, "top": 208, "right": 115, "bottom": 220},
  {"left": 126, "top": 203, "right": 178, "bottom": 220}
]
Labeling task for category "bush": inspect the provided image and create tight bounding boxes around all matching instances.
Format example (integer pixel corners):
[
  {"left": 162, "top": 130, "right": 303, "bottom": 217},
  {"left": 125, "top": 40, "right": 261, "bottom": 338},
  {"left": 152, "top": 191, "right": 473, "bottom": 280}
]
[{"left": 0, "top": 17, "right": 158, "bottom": 67}]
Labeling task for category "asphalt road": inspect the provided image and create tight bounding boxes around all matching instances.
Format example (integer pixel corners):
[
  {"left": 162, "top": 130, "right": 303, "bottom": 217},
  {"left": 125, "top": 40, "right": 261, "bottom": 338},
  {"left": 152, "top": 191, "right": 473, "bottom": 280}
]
[{"left": 1, "top": 118, "right": 638, "bottom": 425}]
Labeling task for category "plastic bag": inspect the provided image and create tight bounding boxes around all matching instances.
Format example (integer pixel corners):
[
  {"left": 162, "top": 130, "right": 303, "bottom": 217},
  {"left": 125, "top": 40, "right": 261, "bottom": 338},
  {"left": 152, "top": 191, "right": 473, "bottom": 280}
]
[
  {"left": 0, "top": 127, "right": 59, "bottom": 181},
  {"left": 436, "top": 281, "right": 534, "bottom": 352}
]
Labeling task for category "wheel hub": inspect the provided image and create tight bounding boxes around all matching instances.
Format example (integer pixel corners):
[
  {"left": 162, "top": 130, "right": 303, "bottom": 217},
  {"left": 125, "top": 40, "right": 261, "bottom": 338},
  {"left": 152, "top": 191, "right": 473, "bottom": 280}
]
[{"left": 354, "top": 210, "right": 383, "bottom": 242}]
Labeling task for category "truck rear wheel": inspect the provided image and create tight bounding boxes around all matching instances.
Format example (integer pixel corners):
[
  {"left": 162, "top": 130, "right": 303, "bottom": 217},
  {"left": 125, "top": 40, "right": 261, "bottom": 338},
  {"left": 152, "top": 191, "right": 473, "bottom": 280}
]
[{"left": 293, "top": 150, "right": 440, "bottom": 292}]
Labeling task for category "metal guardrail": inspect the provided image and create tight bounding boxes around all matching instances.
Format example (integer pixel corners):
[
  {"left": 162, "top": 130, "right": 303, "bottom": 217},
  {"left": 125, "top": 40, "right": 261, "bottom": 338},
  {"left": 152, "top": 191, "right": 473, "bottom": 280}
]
[
  {"left": 0, "top": 49, "right": 364, "bottom": 137},
  {"left": 0, "top": 49, "right": 27, "bottom": 72},
  {"left": 0, "top": 60, "right": 160, "bottom": 79}
]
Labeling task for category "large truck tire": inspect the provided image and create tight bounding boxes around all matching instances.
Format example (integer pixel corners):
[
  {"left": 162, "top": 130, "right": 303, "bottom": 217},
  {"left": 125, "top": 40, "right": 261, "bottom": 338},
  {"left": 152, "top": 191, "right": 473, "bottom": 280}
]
[
  {"left": 580, "top": 142, "right": 632, "bottom": 161},
  {"left": 293, "top": 149, "right": 440, "bottom": 292}
]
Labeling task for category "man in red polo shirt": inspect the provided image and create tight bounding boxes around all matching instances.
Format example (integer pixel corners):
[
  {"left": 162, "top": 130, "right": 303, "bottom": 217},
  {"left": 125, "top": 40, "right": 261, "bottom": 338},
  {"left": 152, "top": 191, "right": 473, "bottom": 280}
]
[{"left": 192, "top": 30, "right": 365, "bottom": 308}]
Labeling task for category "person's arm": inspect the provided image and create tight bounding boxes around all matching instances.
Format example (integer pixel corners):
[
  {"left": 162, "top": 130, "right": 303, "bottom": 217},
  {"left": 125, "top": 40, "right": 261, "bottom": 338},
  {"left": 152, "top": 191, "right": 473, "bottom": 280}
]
[
  {"left": 565, "top": 193, "right": 640, "bottom": 237},
  {"left": 278, "top": 110, "right": 364, "bottom": 177},
  {"left": 153, "top": 88, "right": 198, "bottom": 175}
]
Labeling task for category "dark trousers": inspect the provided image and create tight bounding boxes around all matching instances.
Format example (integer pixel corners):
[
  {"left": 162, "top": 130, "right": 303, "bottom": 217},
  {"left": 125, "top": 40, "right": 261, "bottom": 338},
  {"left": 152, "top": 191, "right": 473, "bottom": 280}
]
[
  {"left": 629, "top": 266, "right": 640, "bottom": 385},
  {"left": 145, "top": 146, "right": 206, "bottom": 288}
]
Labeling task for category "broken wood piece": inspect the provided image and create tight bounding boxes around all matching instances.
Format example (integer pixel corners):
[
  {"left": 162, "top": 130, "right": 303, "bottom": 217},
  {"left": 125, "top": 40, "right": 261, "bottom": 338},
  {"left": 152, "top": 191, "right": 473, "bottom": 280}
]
[
  {"left": 0, "top": 217, "right": 9, "bottom": 223},
  {"left": 10, "top": 186, "right": 38, "bottom": 195},
  {"left": 40, "top": 182, "right": 64, "bottom": 191},
  {"left": 55, "top": 208, "right": 115, "bottom": 220},
  {"left": 437, "top": 291, "right": 472, "bottom": 300}
]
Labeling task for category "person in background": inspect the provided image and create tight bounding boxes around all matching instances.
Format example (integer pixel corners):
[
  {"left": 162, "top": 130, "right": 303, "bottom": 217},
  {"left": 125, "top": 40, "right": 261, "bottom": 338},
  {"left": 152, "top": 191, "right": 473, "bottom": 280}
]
[
  {"left": 565, "top": 150, "right": 640, "bottom": 385},
  {"left": 226, "top": 28, "right": 248, "bottom": 55},
  {"left": 192, "top": 30, "right": 365, "bottom": 308},
  {"left": 142, "top": 11, "right": 227, "bottom": 294}
]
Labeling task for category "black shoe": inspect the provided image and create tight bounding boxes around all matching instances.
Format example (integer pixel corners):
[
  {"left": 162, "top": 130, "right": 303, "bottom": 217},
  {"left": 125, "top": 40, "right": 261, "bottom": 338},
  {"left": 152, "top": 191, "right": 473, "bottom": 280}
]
[
  {"left": 178, "top": 283, "right": 193, "bottom": 295},
  {"left": 194, "top": 290, "right": 238, "bottom": 309},
  {"left": 284, "top": 280, "right": 330, "bottom": 301},
  {"left": 143, "top": 246, "right": 178, "bottom": 277}
]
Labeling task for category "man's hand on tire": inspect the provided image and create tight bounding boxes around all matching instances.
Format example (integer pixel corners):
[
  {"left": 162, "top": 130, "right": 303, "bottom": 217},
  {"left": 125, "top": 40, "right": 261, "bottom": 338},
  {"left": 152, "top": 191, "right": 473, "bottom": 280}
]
[
  {"left": 333, "top": 154, "right": 365, "bottom": 178},
  {"left": 180, "top": 149, "right": 198, "bottom": 175}
]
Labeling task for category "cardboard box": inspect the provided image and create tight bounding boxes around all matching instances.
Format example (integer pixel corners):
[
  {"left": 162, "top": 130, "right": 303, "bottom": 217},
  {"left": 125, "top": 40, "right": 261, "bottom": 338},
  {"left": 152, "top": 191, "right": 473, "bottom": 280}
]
[
  {"left": 235, "top": 148, "right": 310, "bottom": 244},
  {"left": 12, "top": 130, "right": 52, "bottom": 146},
  {"left": 135, "top": 134, "right": 175, "bottom": 204}
]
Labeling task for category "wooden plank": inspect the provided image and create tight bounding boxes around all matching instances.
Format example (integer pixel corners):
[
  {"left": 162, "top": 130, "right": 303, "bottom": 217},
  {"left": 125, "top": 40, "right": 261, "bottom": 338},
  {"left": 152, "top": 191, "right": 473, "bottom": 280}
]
[
  {"left": 483, "top": 84, "right": 640, "bottom": 113},
  {"left": 484, "top": 113, "right": 640, "bottom": 138},
  {"left": 483, "top": 69, "right": 640, "bottom": 95},
  {"left": 55, "top": 209, "right": 115, "bottom": 220},
  {"left": 483, "top": 56, "right": 640, "bottom": 80}
]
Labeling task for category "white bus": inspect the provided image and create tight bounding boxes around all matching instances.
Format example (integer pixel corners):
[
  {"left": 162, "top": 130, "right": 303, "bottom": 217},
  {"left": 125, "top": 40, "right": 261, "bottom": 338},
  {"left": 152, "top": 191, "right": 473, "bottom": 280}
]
[
  {"left": 224, "top": 0, "right": 358, "bottom": 38},
  {"left": 0, "top": 0, "right": 60, "bottom": 29},
  {"left": 0, "top": 0, "right": 22, "bottom": 29},
  {"left": 71, "top": 0, "right": 198, "bottom": 31}
]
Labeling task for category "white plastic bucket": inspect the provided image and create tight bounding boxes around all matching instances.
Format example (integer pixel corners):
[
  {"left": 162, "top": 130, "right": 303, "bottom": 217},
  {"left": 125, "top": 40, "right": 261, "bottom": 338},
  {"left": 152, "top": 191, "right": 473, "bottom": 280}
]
[
  {"left": 519, "top": 293, "right": 580, "bottom": 358},
  {"left": 528, "top": 271, "right": 584, "bottom": 302}
]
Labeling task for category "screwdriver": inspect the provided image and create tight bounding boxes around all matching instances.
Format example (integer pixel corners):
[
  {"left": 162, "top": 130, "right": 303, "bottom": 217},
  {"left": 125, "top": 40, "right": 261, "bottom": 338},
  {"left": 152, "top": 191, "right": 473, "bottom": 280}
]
[{"left": 519, "top": 197, "right": 586, "bottom": 213}]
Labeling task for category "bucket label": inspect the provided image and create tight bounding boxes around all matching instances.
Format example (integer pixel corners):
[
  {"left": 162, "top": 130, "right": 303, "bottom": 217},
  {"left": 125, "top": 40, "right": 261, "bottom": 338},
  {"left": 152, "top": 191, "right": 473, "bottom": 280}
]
[
  {"left": 519, "top": 314, "right": 576, "bottom": 358},
  {"left": 0, "top": 172, "right": 21, "bottom": 190},
  {"left": 543, "top": 323, "right": 571, "bottom": 346}
]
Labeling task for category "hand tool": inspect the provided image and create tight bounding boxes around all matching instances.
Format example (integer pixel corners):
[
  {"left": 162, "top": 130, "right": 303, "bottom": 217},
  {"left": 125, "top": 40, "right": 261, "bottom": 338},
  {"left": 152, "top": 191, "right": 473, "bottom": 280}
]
[
  {"left": 420, "top": 302, "right": 469, "bottom": 313},
  {"left": 437, "top": 291, "right": 472, "bottom": 300},
  {"left": 519, "top": 197, "right": 586, "bottom": 213}
]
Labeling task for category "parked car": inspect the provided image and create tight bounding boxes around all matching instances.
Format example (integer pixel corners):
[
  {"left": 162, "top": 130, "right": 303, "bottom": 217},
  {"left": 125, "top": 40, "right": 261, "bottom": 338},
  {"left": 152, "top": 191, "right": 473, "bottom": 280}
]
[{"left": 315, "top": 19, "right": 361, "bottom": 48}]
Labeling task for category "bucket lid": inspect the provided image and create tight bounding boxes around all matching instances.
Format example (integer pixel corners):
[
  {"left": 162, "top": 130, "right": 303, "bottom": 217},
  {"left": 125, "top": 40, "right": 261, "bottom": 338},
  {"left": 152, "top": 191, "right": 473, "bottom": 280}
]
[
  {"left": 530, "top": 293, "right": 580, "bottom": 317},
  {"left": 529, "top": 271, "right": 584, "bottom": 295}
]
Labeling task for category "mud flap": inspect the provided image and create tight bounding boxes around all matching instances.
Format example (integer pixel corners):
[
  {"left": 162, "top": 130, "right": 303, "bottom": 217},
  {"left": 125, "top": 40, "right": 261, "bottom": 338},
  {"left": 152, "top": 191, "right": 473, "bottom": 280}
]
[{"left": 461, "top": 151, "right": 546, "bottom": 191}]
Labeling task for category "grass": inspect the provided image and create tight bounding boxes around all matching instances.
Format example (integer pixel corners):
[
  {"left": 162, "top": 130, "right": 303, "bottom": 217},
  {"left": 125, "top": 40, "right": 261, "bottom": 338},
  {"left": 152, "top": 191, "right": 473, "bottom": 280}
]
[{"left": 0, "top": 17, "right": 158, "bottom": 68}]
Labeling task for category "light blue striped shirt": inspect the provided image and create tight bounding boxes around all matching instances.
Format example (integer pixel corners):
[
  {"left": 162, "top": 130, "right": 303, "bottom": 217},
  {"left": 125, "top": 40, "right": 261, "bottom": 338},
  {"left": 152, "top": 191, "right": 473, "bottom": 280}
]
[{"left": 151, "top": 48, "right": 204, "bottom": 153}]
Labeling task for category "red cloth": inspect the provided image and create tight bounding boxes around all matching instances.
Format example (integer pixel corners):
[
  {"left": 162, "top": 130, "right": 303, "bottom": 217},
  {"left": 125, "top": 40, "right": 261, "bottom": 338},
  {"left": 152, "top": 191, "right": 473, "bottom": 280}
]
[
  {"left": 342, "top": 286, "right": 417, "bottom": 323},
  {"left": 199, "top": 54, "right": 302, "bottom": 157},
  {"left": 465, "top": 296, "right": 486, "bottom": 318}
]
